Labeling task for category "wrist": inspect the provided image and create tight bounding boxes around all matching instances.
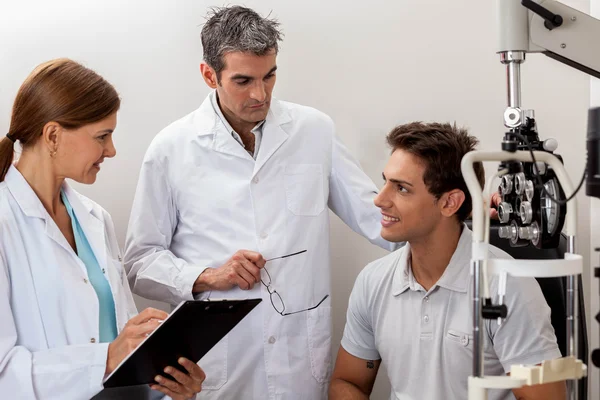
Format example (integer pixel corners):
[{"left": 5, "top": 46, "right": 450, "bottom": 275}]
[{"left": 193, "top": 268, "right": 213, "bottom": 293}]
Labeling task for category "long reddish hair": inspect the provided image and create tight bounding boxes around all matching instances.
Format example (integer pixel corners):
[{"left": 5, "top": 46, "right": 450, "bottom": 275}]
[{"left": 0, "top": 58, "right": 120, "bottom": 181}]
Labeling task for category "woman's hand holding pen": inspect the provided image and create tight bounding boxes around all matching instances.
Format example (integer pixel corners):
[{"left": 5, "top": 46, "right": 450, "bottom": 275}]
[{"left": 105, "top": 307, "right": 167, "bottom": 375}]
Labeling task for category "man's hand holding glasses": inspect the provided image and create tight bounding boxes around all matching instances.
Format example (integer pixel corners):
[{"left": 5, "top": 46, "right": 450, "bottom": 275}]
[
  {"left": 193, "top": 250, "right": 266, "bottom": 293},
  {"left": 192, "top": 248, "right": 328, "bottom": 316}
]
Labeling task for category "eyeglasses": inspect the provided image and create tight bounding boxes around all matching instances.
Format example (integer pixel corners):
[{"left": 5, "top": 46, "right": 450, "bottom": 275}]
[{"left": 261, "top": 250, "right": 329, "bottom": 316}]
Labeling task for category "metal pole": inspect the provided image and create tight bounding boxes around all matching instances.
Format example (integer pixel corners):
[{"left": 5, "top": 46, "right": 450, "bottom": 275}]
[
  {"left": 566, "top": 235, "right": 578, "bottom": 400},
  {"left": 507, "top": 60, "right": 521, "bottom": 108},
  {"left": 500, "top": 51, "right": 525, "bottom": 109},
  {"left": 472, "top": 260, "right": 484, "bottom": 377}
]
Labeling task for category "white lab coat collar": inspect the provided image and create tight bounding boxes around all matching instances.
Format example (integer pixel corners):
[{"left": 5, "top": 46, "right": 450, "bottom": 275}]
[
  {"left": 192, "top": 93, "right": 292, "bottom": 178},
  {"left": 209, "top": 91, "right": 265, "bottom": 159},
  {"left": 5, "top": 165, "right": 108, "bottom": 274},
  {"left": 4, "top": 165, "right": 47, "bottom": 220},
  {"left": 61, "top": 183, "right": 108, "bottom": 274}
]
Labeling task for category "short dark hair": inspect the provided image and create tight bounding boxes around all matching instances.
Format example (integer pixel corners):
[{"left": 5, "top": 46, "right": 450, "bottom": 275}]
[
  {"left": 386, "top": 122, "right": 484, "bottom": 222},
  {"left": 201, "top": 6, "right": 283, "bottom": 80}
]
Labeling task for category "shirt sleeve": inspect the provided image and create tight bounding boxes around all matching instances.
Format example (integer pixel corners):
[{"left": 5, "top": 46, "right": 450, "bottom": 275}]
[
  {"left": 0, "top": 250, "right": 109, "bottom": 399},
  {"left": 488, "top": 275, "right": 562, "bottom": 372},
  {"left": 124, "top": 145, "right": 208, "bottom": 306},
  {"left": 328, "top": 126, "right": 403, "bottom": 253},
  {"left": 340, "top": 269, "right": 381, "bottom": 361}
]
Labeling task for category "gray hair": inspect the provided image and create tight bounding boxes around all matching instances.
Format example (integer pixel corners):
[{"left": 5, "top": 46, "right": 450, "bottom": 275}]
[{"left": 201, "top": 6, "right": 283, "bottom": 79}]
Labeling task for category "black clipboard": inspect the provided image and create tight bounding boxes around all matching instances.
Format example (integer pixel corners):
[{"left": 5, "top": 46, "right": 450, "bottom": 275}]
[{"left": 103, "top": 298, "right": 261, "bottom": 388}]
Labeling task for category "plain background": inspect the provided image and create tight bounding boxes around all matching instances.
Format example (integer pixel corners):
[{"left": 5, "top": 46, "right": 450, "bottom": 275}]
[{"left": 0, "top": 0, "right": 598, "bottom": 398}]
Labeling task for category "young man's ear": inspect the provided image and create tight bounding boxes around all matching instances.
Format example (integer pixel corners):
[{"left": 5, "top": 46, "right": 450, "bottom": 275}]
[
  {"left": 439, "top": 189, "right": 466, "bottom": 218},
  {"left": 200, "top": 63, "right": 219, "bottom": 89}
]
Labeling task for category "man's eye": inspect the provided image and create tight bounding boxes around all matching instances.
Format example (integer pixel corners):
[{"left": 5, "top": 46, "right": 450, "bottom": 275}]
[
  {"left": 397, "top": 185, "right": 408, "bottom": 193},
  {"left": 236, "top": 79, "right": 250, "bottom": 85}
]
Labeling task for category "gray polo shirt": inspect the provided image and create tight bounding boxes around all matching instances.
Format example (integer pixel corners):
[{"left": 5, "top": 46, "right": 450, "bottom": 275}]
[
  {"left": 341, "top": 226, "right": 562, "bottom": 400},
  {"left": 210, "top": 91, "right": 264, "bottom": 159}
]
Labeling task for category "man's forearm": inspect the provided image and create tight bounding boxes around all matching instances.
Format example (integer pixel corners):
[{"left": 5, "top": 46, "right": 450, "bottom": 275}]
[{"left": 329, "top": 378, "right": 370, "bottom": 400}]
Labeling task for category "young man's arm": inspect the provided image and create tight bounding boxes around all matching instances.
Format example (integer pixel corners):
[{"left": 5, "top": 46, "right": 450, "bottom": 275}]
[
  {"left": 512, "top": 381, "right": 566, "bottom": 400},
  {"left": 331, "top": 257, "right": 383, "bottom": 399},
  {"left": 329, "top": 346, "right": 381, "bottom": 399}
]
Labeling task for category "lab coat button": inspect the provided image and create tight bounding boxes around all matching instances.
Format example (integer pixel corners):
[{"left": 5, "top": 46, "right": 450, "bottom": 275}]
[
  {"left": 252, "top": 176, "right": 259, "bottom": 184},
  {"left": 260, "top": 232, "right": 268, "bottom": 240},
  {"left": 268, "top": 336, "right": 276, "bottom": 344},
  {"left": 83, "top": 278, "right": 88, "bottom": 284},
  {"left": 423, "top": 315, "right": 429, "bottom": 323},
  {"left": 90, "top": 338, "right": 96, "bottom": 343}
]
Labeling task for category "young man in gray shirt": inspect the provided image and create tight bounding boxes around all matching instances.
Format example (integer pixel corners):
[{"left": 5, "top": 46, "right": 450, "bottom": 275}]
[{"left": 329, "top": 122, "right": 565, "bottom": 400}]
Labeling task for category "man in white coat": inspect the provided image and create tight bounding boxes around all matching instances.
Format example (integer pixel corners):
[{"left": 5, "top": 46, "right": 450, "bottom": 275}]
[{"left": 124, "top": 6, "right": 396, "bottom": 400}]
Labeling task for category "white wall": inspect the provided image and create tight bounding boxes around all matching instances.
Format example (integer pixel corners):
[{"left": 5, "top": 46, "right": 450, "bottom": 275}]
[{"left": 0, "top": 1, "right": 594, "bottom": 399}]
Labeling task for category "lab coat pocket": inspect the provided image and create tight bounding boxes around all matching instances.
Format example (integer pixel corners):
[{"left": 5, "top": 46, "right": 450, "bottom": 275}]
[
  {"left": 306, "top": 306, "right": 332, "bottom": 383},
  {"left": 284, "top": 164, "right": 325, "bottom": 216},
  {"left": 198, "top": 336, "right": 228, "bottom": 390}
]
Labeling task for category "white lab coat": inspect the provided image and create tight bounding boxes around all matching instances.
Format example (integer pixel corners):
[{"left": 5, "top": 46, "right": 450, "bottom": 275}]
[
  {"left": 124, "top": 93, "right": 397, "bottom": 400},
  {"left": 0, "top": 165, "right": 143, "bottom": 400}
]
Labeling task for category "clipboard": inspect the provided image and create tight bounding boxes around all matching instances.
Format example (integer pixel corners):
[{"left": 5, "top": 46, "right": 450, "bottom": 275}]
[{"left": 103, "top": 298, "right": 262, "bottom": 388}]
